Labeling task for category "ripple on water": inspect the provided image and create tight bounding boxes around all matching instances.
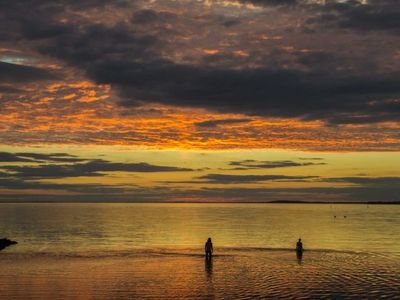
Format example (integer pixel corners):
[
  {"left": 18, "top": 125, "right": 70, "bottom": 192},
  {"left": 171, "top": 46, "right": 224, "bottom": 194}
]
[{"left": 0, "top": 250, "right": 399, "bottom": 299}]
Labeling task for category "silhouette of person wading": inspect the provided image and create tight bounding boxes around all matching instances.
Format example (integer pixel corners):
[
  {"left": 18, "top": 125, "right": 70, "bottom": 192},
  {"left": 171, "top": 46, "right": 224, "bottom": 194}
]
[
  {"left": 205, "top": 237, "right": 213, "bottom": 260},
  {"left": 296, "top": 238, "right": 303, "bottom": 259}
]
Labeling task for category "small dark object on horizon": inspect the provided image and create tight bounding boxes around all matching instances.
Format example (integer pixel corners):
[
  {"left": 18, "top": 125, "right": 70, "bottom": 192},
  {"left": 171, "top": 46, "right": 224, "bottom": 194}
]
[{"left": 0, "top": 238, "right": 17, "bottom": 251}]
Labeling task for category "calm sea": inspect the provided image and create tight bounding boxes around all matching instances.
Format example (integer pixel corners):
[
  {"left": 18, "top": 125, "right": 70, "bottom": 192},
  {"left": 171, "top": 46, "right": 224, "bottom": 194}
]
[{"left": 1, "top": 203, "right": 399, "bottom": 299}]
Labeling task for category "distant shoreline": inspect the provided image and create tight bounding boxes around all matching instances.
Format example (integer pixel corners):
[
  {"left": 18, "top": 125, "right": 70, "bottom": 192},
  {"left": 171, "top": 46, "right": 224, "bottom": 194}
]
[{"left": 0, "top": 201, "right": 399, "bottom": 205}]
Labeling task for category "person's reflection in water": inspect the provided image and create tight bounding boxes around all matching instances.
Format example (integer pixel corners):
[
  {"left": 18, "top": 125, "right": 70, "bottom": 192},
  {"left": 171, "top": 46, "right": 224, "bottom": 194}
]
[
  {"left": 205, "top": 237, "right": 213, "bottom": 260},
  {"left": 296, "top": 238, "right": 303, "bottom": 263},
  {"left": 297, "top": 252, "right": 303, "bottom": 264},
  {"left": 204, "top": 252, "right": 215, "bottom": 298},
  {"left": 205, "top": 256, "right": 213, "bottom": 279}
]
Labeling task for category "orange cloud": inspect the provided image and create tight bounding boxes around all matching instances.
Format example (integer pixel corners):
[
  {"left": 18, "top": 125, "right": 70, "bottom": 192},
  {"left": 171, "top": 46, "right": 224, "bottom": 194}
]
[{"left": 0, "top": 79, "right": 399, "bottom": 151}]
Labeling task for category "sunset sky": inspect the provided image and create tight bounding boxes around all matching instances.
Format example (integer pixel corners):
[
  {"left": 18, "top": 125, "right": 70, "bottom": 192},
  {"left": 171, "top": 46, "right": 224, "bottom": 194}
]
[{"left": 0, "top": 0, "right": 399, "bottom": 202}]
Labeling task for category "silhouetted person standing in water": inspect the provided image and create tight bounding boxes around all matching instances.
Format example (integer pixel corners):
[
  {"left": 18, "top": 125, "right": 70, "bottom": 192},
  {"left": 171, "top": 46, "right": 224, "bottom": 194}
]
[
  {"left": 205, "top": 237, "right": 213, "bottom": 260},
  {"left": 296, "top": 238, "right": 303, "bottom": 260}
]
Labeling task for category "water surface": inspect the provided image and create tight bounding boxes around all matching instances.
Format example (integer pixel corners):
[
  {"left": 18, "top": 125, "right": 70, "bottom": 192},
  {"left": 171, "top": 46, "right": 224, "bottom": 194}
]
[{"left": 1, "top": 203, "right": 399, "bottom": 299}]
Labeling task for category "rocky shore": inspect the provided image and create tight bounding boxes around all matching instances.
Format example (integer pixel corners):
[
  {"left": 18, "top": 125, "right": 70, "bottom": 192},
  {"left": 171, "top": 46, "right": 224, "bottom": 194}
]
[{"left": 0, "top": 238, "right": 17, "bottom": 251}]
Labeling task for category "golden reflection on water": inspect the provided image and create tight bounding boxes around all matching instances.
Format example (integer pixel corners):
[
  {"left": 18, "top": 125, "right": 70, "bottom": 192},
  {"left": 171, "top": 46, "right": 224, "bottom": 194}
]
[
  {"left": 1, "top": 203, "right": 400, "bottom": 255},
  {"left": 1, "top": 203, "right": 400, "bottom": 298},
  {"left": 1, "top": 251, "right": 400, "bottom": 299}
]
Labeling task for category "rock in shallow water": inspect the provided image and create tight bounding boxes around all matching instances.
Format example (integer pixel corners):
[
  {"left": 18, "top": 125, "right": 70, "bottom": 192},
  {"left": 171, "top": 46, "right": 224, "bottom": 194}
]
[{"left": 0, "top": 238, "right": 17, "bottom": 251}]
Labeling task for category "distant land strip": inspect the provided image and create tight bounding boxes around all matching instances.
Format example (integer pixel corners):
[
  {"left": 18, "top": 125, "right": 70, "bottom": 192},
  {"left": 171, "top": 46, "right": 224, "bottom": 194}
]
[{"left": 0, "top": 201, "right": 399, "bottom": 205}]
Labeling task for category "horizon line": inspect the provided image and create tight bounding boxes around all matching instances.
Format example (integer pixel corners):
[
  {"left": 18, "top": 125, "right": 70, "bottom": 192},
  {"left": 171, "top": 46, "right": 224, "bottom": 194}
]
[{"left": 0, "top": 201, "right": 399, "bottom": 205}]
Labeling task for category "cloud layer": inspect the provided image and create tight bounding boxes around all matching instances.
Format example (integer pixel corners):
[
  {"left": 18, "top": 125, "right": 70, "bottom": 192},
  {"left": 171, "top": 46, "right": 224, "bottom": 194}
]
[
  {"left": 0, "top": 150, "right": 399, "bottom": 202},
  {"left": 228, "top": 159, "right": 325, "bottom": 170},
  {"left": 0, "top": 0, "right": 399, "bottom": 126}
]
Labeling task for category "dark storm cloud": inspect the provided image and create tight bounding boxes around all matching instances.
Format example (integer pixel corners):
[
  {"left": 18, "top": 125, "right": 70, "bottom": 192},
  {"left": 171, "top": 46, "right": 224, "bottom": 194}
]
[
  {"left": 221, "top": 19, "right": 241, "bottom": 28},
  {"left": 1, "top": 159, "right": 193, "bottom": 179},
  {"left": 69, "top": 27, "right": 397, "bottom": 125},
  {"left": 195, "top": 118, "right": 252, "bottom": 128},
  {"left": 238, "top": 0, "right": 400, "bottom": 33},
  {"left": 40, "top": 20, "right": 153, "bottom": 57},
  {"left": 131, "top": 9, "right": 177, "bottom": 24},
  {"left": 14, "top": 153, "right": 85, "bottom": 163},
  {"left": 0, "top": 152, "right": 86, "bottom": 163},
  {"left": 0, "top": 177, "right": 125, "bottom": 193},
  {"left": 0, "top": 0, "right": 136, "bottom": 41},
  {"left": 0, "top": 0, "right": 132, "bottom": 11},
  {"left": 295, "top": 51, "right": 338, "bottom": 69},
  {"left": 324, "top": 177, "right": 400, "bottom": 186},
  {"left": 0, "top": 62, "right": 56, "bottom": 83},
  {"left": 0, "top": 85, "right": 24, "bottom": 94},
  {"left": 185, "top": 173, "right": 317, "bottom": 184},
  {"left": 306, "top": 0, "right": 400, "bottom": 34},
  {"left": 4, "top": 177, "right": 128, "bottom": 200},
  {"left": 228, "top": 159, "right": 325, "bottom": 169},
  {"left": 0, "top": 0, "right": 399, "bottom": 124},
  {"left": 0, "top": 152, "right": 38, "bottom": 162},
  {"left": 238, "top": 0, "right": 298, "bottom": 6},
  {"left": 100, "top": 60, "right": 400, "bottom": 124}
]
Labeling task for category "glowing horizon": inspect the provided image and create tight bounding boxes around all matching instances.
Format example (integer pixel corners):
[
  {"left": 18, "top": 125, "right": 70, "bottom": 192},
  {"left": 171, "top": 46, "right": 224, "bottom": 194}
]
[{"left": 0, "top": 0, "right": 399, "bottom": 202}]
